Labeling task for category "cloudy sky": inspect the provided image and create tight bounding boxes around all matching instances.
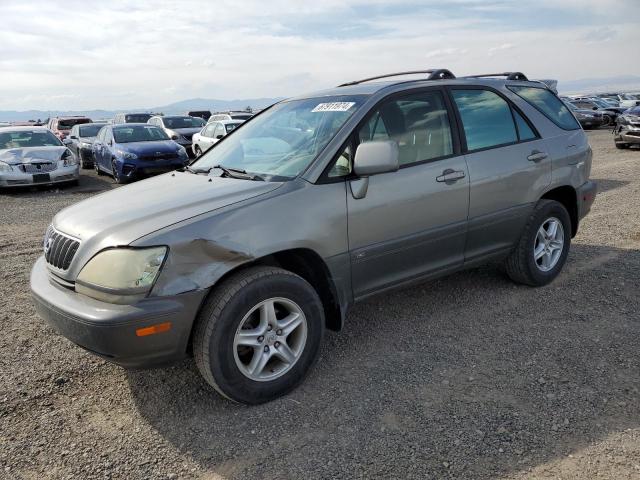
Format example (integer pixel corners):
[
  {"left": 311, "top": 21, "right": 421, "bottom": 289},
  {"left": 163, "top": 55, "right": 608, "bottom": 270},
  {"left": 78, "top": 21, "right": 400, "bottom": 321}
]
[{"left": 2, "top": 0, "right": 639, "bottom": 110}]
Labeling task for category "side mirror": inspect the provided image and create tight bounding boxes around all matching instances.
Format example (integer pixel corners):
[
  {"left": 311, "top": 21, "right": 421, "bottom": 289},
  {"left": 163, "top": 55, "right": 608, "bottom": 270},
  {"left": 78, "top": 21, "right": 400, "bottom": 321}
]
[
  {"left": 353, "top": 140, "right": 399, "bottom": 177},
  {"left": 593, "top": 106, "right": 598, "bottom": 110},
  {"left": 69, "top": 135, "right": 78, "bottom": 140},
  {"left": 216, "top": 134, "right": 224, "bottom": 139},
  {"left": 171, "top": 135, "right": 179, "bottom": 140}
]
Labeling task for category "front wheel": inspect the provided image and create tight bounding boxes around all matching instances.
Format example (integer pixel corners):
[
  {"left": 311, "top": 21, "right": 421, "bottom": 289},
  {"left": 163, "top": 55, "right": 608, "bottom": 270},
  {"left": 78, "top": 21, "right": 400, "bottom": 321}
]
[
  {"left": 615, "top": 142, "right": 629, "bottom": 149},
  {"left": 193, "top": 145, "right": 202, "bottom": 158},
  {"left": 111, "top": 160, "right": 127, "bottom": 184},
  {"left": 505, "top": 200, "right": 571, "bottom": 286},
  {"left": 193, "top": 266, "right": 324, "bottom": 404}
]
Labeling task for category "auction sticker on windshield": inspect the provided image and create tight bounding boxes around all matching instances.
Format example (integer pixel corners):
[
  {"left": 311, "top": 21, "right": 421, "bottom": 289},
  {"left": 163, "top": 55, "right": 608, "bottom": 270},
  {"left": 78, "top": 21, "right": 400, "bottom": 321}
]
[{"left": 311, "top": 102, "right": 355, "bottom": 112}]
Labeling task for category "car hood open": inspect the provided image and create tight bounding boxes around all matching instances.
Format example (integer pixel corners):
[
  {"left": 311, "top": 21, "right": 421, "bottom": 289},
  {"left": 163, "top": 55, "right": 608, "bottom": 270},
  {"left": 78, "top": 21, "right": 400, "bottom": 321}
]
[
  {"left": 53, "top": 171, "right": 283, "bottom": 252},
  {"left": 0, "top": 146, "right": 66, "bottom": 165}
]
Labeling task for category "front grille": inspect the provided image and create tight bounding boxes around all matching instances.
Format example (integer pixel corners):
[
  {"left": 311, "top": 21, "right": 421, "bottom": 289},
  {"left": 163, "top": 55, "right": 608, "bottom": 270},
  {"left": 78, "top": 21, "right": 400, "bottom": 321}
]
[
  {"left": 20, "top": 163, "right": 57, "bottom": 173},
  {"left": 139, "top": 153, "right": 178, "bottom": 162},
  {"left": 44, "top": 226, "right": 80, "bottom": 271}
]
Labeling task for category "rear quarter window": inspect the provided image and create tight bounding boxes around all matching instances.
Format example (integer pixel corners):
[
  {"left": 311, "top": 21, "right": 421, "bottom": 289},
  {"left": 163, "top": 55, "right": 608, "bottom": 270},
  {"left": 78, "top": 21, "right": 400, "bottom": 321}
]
[{"left": 508, "top": 86, "right": 580, "bottom": 130}]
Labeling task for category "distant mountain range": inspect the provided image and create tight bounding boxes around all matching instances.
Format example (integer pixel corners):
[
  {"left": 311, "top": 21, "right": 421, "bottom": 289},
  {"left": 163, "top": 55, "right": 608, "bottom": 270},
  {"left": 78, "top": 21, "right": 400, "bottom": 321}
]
[
  {"left": 558, "top": 75, "right": 640, "bottom": 94},
  {"left": 0, "top": 97, "right": 282, "bottom": 122}
]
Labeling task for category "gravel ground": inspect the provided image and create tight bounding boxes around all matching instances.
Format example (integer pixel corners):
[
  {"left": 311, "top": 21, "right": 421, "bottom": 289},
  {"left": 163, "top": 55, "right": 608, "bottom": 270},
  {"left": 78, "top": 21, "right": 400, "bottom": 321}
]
[{"left": 1, "top": 129, "right": 639, "bottom": 479}]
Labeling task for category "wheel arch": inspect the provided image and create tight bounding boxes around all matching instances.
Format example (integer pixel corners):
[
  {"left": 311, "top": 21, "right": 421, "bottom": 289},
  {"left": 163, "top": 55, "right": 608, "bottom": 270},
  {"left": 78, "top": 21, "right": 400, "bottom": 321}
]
[
  {"left": 541, "top": 185, "right": 578, "bottom": 237},
  {"left": 201, "top": 248, "right": 345, "bottom": 333}
]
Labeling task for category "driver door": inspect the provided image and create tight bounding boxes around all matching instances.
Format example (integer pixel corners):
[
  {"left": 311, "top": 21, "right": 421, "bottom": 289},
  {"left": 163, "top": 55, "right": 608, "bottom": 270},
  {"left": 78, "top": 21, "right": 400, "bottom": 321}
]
[{"left": 345, "top": 88, "right": 470, "bottom": 298}]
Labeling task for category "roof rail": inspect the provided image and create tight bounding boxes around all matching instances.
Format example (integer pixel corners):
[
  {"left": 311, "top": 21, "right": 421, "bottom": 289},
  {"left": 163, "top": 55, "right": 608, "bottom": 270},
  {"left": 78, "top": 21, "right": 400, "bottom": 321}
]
[
  {"left": 338, "top": 69, "right": 456, "bottom": 87},
  {"left": 464, "top": 72, "right": 529, "bottom": 81}
]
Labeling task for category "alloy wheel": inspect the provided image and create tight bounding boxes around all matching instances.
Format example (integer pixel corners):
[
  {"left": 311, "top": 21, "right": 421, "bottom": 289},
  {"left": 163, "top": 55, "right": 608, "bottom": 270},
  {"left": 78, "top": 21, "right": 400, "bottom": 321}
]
[
  {"left": 233, "top": 297, "right": 307, "bottom": 382},
  {"left": 533, "top": 217, "right": 564, "bottom": 272}
]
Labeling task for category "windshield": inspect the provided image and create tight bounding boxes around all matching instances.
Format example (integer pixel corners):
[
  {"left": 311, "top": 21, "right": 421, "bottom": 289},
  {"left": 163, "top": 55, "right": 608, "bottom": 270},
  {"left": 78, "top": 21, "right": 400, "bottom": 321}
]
[
  {"left": 58, "top": 118, "right": 90, "bottom": 129},
  {"left": 163, "top": 116, "right": 205, "bottom": 129},
  {"left": 113, "top": 125, "right": 169, "bottom": 143},
  {"left": 622, "top": 94, "right": 640, "bottom": 100},
  {"left": 79, "top": 124, "right": 105, "bottom": 137},
  {"left": 0, "top": 130, "right": 62, "bottom": 149},
  {"left": 192, "top": 95, "right": 366, "bottom": 179},
  {"left": 125, "top": 113, "right": 152, "bottom": 123}
]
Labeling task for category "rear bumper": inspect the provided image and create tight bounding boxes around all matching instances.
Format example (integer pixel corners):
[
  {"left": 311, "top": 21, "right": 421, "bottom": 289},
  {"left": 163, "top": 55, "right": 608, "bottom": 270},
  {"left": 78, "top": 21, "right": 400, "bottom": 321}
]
[
  {"left": 30, "top": 256, "right": 207, "bottom": 368},
  {"left": 577, "top": 180, "right": 597, "bottom": 220}
]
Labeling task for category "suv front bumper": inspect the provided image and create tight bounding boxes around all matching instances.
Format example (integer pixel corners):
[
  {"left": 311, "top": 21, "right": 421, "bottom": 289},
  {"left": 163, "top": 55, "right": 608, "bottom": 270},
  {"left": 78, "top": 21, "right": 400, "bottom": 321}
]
[{"left": 30, "top": 256, "right": 207, "bottom": 368}]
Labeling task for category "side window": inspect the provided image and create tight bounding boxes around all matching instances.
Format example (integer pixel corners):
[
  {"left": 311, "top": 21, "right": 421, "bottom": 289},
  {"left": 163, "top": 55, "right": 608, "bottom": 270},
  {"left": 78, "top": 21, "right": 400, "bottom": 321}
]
[
  {"left": 214, "top": 124, "right": 224, "bottom": 138},
  {"left": 358, "top": 90, "right": 453, "bottom": 166},
  {"left": 513, "top": 109, "right": 536, "bottom": 141},
  {"left": 508, "top": 86, "right": 580, "bottom": 130},
  {"left": 203, "top": 124, "right": 215, "bottom": 137},
  {"left": 452, "top": 89, "right": 517, "bottom": 151}
]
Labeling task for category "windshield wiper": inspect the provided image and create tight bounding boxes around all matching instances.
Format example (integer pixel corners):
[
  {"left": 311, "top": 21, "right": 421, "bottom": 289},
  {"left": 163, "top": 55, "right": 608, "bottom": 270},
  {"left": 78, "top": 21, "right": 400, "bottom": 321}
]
[{"left": 213, "top": 165, "right": 264, "bottom": 181}]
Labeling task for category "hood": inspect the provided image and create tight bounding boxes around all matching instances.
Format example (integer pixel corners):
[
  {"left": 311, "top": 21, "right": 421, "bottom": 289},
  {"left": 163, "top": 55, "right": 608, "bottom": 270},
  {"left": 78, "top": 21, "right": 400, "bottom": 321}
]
[
  {"left": 0, "top": 146, "right": 67, "bottom": 165},
  {"left": 172, "top": 127, "right": 202, "bottom": 135},
  {"left": 53, "top": 172, "right": 283, "bottom": 267},
  {"left": 117, "top": 140, "right": 181, "bottom": 155}
]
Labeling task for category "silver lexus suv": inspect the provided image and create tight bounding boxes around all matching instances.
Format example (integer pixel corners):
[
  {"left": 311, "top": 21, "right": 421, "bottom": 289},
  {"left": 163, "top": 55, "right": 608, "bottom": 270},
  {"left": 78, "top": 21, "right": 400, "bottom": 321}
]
[{"left": 31, "top": 70, "right": 597, "bottom": 404}]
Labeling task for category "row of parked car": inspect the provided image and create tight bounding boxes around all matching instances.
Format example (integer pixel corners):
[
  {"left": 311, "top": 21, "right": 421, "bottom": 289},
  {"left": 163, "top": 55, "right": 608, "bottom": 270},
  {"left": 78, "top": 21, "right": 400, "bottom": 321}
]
[{"left": 0, "top": 110, "right": 255, "bottom": 188}]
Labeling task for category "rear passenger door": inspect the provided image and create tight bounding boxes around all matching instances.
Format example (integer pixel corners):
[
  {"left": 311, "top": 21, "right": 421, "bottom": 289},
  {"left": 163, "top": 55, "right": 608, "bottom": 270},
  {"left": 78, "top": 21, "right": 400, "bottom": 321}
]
[
  {"left": 449, "top": 87, "right": 551, "bottom": 261},
  {"left": 345, "top": 88, "right": 470, "bottom": 297}
]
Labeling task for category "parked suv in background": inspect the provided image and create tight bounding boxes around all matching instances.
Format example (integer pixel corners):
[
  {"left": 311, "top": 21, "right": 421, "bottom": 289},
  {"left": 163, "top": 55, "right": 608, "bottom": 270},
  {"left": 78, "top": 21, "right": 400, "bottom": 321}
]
[
  {"left": 147, "top": 115, "right": 205, "bottom": 157},
  {"left": 31, "top": 70, "right": 596, "bottom": 404},
  {"left": 564, "top": 102, "right": 604, "bottom": 129},
  {"left": 568, "top": 99, "right": 621, "bottom": 125},
  {"left": 208, "top": 111, "right": 254, "bottom": 122},
  {"left": 186, "top": 110, "right": 211, "bottom": 121},
  {"left": 47, "top": 116, "right": 92, "bottom": 141}
]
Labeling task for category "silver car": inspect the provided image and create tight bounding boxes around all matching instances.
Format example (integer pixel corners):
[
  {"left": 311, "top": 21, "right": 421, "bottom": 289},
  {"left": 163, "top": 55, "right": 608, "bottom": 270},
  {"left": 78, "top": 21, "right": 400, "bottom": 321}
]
[
  {"left": 147, "top": 115, "right": 205, "bottom": 155},
  {"left": 31, "top": 70, "right": 596, "bottom": 404},
  {"left": 613, "top": 106, "right": 640, "bottom": 149},
  {"left": 0, "top": 127, "right": 79, "bottom": 188}
]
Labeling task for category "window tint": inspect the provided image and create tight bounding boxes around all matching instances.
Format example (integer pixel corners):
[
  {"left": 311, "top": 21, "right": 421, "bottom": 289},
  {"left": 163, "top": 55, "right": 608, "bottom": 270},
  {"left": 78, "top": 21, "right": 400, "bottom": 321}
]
[
  {"left": 358, "top": 90, "right": 453, "bottom": 166},
  {"left": 508, "top": 86, "right": 580, "bottom": 130},
  {"left": 513, "top": 109, "right": 536, "bottom": 141},
  {"left": 452, "top": 89, "right": 517, "bottom": 151}
]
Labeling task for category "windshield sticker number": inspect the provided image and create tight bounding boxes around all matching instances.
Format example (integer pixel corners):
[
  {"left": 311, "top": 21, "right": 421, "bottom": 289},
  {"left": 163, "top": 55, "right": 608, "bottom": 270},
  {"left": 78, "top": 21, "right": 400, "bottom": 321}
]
[{"left": 312, "top": 102, "right": 355, "bottom": 113}]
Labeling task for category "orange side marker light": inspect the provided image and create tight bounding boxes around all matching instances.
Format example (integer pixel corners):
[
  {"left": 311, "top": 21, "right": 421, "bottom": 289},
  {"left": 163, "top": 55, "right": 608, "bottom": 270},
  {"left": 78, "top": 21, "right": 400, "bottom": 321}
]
[{"left": 136, "top": 322, "right": 171, "bottom": 337}]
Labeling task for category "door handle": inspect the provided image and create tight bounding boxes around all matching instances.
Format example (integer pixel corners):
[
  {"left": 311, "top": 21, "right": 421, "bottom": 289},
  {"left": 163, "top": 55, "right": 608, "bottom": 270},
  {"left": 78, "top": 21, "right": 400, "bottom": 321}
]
[
  {"left": 436, "top": 169, "right": 465, "bottom": 182},
  {"left": 527, "top": 151, "right": 548, "bottom": 162}
]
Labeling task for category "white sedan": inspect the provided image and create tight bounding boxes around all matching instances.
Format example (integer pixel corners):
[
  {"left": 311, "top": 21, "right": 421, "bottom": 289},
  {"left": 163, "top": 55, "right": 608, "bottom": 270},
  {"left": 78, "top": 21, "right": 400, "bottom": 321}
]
[{"left": 191, "top": 120, "right": 244, "bottom": 157}]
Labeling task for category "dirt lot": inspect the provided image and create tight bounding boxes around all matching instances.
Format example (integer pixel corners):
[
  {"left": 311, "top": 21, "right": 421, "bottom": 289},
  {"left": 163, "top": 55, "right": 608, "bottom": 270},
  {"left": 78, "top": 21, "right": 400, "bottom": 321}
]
[{"left": 1, "top": 129, "right": 639, "bottom": 480}]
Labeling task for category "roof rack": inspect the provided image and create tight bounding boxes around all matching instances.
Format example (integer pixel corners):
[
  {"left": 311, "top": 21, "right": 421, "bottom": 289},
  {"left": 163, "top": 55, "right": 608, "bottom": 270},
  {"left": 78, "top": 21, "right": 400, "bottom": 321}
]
[
  {"left": 464, "top": 72, "right": 529, "bottom": 81},
  {"left": 338, "top": 69, "right": 456, "bottom": 87}
]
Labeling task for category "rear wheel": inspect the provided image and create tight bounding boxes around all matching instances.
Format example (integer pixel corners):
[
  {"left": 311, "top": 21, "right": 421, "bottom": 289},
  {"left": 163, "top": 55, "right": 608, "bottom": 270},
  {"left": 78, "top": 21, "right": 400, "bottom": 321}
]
[
  {"left": 505, "top": 200, "right": 571, "bottom": 286},
  {"left": 193, "top": 266, "right": 324, "bottom": 404},
  {"left": 194, "top": 145, "right": 202, "bottom": 158},
  {"left": 615, "top": 142, "right": 629, "bottom": 149}
]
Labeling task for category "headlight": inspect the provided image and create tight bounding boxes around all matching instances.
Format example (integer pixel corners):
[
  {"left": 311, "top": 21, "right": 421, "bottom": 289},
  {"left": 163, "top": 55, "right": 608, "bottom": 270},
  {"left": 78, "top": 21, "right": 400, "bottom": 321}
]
[
  {"left": 177, "top": 147, "right": 188, "bottom": 157},
  {"left": 62, "top": 149, "right": 78, "bottom": 166},
  {"left": 0, "top": 161, "right": 13, "bottom": 172},
  {"left": 76, "top": 247, "right": 167, "bottom": 304},
  {"left": 120, "top": 151, "right": 138, "bottom": 160}
]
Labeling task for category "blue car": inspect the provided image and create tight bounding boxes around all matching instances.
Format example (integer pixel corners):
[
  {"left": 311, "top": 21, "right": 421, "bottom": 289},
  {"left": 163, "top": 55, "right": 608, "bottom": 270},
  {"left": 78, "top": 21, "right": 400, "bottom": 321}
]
[{"left": 92, "top": 123, "right": 189, "bottom": 183}]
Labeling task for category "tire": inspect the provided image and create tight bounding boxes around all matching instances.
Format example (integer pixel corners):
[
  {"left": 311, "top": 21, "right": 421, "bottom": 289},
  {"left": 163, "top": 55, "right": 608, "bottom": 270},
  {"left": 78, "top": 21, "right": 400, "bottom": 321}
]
[
  {"left": 615, "top": 143, "right": 629, "bottom": 149},
  {"left": 111, "top": 159, "right": 127, "bottom": 184},
  {"left": 193, "top": 145, "right": 202, "bottom": 158},
  {"left": 505, "top": 199, "right": 571, "bottom": 287},
  {"left": 193, "top": 266, "right": 324, "bottom": 404}
]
